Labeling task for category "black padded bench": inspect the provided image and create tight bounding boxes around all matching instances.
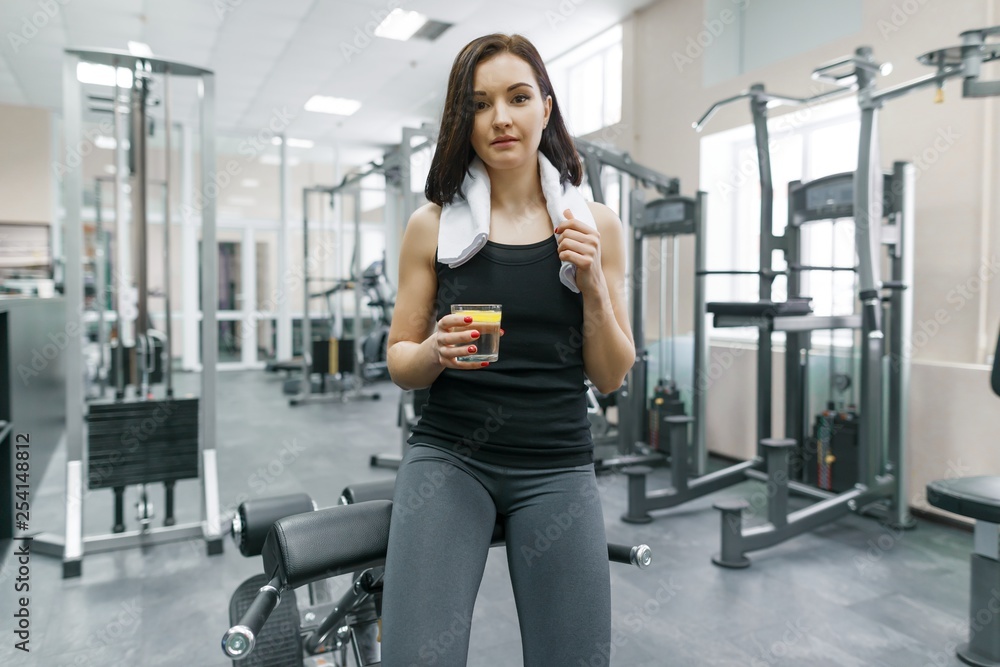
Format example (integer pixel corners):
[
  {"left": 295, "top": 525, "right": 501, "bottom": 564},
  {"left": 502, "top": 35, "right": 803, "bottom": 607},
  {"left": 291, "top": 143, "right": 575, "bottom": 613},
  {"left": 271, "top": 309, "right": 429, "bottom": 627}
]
[
  {"left": 925, "top": 330, "right": 1000, "bottom": 666},
  {"left": 927, "top": 477, "right": 1000, "bottom": 666}
]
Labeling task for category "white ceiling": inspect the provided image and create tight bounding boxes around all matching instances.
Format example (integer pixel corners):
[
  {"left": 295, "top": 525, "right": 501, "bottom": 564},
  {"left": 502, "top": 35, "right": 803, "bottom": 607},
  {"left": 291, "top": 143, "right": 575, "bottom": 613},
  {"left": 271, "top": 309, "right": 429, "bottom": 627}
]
[{"left": 0, "top": 0, "right": 652, "bottom": 165}]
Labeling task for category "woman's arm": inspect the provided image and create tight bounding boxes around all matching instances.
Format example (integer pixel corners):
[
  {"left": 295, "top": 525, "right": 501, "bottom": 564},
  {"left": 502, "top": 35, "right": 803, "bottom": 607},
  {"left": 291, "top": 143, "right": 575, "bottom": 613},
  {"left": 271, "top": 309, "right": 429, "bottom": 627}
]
[
  {"left": 387, "top": 204, "right": 490, "bottom": 390},
  {"left": 555, "top": 202, "right": 635, "bottom": 394}
]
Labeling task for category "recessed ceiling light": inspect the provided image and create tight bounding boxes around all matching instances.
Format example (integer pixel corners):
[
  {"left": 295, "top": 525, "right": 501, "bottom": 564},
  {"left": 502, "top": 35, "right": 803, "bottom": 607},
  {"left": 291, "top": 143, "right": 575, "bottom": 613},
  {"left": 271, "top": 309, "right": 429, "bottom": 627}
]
[
  {"left": 305, "top": 95, "right": 362, "bottom": 116},
  {"left": 374, "top": 8, "right": 428, "bottom": 41},
  {"left": 77, "top": 62, "right": 132, "bottom": 88},
  {"left": 241, "top": 179, "right": 259, "bottom": 188},
  {"left": 104, "top": 165, "right": 117, "bottom": 174}
]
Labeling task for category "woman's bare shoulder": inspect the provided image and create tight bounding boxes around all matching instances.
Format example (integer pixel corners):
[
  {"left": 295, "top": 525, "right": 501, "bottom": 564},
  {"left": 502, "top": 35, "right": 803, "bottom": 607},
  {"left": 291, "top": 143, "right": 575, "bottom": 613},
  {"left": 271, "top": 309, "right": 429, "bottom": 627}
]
[
  {"left": 584, "top": 200, "right": 620, "bottom": 228},
  {"left": 408, "top": 202, "right": 443, "bottom": 236},
  {"left": 403, "top": 202, "right": 442, "bottom": 264}
]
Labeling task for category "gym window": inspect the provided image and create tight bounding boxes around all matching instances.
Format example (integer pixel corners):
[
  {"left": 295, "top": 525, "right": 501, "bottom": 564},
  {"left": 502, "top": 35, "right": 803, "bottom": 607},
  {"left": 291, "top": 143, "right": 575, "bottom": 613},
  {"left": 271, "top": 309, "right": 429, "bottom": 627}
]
[
  {"left": 548, "top": 25, "right": 623, "bottom": 136},
  {"left": 699, "top": 97, "right": 860, "bottom": 347}
]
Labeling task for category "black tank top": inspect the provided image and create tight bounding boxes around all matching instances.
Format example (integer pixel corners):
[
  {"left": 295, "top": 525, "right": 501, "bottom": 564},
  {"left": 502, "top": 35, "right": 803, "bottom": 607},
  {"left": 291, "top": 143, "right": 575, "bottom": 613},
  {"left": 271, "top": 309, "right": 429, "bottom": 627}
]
[{"left": 408, "top": 235, "right": 593, "bottom": 468}]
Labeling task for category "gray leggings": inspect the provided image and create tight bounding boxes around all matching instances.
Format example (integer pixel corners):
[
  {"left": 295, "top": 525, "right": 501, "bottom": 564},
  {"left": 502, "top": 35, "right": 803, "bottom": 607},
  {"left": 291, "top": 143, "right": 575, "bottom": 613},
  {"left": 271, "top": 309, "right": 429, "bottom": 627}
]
[{"left": 380, "top": 443, "right": 612, "bottom": 666}]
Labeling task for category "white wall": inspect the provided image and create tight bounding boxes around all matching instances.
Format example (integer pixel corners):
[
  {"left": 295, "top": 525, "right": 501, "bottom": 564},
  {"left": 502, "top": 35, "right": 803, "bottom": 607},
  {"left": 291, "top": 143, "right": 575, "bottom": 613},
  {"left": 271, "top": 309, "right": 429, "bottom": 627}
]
[{"left": 0, "top": 103, "right": 52, "bottom": 225}]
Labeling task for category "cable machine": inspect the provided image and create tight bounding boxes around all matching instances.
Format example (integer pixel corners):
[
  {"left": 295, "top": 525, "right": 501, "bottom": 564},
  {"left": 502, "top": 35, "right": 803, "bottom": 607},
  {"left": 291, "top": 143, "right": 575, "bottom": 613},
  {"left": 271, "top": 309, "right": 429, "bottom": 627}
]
[
  {"left": 34, "top": 48, "right": 223, "bottom": 578},
  {"left": 573, "top": 138, "right": 709, "bottom": 473},
  {"left": 292, "top": 130, "right": 435, "bottom": 408},
  {"left": 292, "top": 179, "right": 382, "bottom": 406}
]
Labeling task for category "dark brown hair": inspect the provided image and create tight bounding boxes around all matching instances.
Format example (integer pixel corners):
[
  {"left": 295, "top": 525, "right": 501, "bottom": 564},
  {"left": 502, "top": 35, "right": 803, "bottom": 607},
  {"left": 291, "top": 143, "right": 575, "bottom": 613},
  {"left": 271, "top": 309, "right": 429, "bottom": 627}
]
[{"left": 424, "top": 34, "right": 581, "bottom": 206}]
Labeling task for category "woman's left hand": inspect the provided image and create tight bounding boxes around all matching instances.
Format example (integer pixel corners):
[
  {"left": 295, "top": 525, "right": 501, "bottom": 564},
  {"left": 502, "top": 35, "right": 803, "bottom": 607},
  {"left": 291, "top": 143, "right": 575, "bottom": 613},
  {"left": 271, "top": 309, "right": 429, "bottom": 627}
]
[{"left": 555, "top": 208, "right": 605, "bottom": 295}]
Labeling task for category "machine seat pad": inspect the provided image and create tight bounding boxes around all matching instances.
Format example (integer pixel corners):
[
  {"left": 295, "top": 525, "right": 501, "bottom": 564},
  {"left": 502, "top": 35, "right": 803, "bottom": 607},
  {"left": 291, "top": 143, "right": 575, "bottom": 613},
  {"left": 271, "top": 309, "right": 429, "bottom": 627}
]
[
  {"left": 926, "top": 476, "right": 1000, "bottom": 524},
  {"left": 263, "top": 501, "right": 393, "bottom": 590},
  {"left": 341, "top": 480, "right": 396, "bottom": 504},
  {"left": 262, "top": 500, "right": 506, "bottom": 590}
]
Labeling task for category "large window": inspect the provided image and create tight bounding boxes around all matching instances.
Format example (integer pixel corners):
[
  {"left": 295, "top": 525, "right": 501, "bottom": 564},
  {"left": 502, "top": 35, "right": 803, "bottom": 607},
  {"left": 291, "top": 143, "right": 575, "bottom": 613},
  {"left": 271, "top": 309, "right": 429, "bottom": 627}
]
[
  {"left": 699, "top": 98, "right": 860, "bottom": 345},
  {"left": 548, "top": 25, "right": 622, "bottom": 136}
]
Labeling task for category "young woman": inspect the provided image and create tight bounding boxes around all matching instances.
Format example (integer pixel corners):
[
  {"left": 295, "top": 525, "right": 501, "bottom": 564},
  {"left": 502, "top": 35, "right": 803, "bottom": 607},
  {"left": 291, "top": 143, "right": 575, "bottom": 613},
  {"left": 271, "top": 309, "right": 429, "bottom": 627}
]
[{"left": 382, "top": 33, "right": 634, "bottom": 666}]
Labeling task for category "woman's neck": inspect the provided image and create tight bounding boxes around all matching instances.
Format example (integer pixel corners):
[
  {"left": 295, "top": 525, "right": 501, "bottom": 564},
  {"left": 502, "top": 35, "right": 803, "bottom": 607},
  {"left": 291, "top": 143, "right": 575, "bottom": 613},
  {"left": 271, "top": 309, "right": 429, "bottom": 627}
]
[{"left": 485, "top": 157, "right": 546, "bottom": 216}]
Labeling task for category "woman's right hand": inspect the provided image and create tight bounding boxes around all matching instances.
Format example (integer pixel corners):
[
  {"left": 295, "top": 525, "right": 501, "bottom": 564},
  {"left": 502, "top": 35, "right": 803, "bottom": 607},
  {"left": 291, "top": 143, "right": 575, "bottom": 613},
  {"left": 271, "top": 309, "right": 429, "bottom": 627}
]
[{"left": 429, "top": 314, "right": 491, "bottom": 370}]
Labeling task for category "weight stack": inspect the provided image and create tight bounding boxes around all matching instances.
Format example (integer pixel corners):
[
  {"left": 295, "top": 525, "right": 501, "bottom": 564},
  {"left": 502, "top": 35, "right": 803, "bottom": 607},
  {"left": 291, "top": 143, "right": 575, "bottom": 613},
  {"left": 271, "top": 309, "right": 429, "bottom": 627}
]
[
  {"left": 803, "top": 407, "right": 860, "bottom": 493},
  {"left": 648, "top": 383, "right": 686, "bottom": 452}
]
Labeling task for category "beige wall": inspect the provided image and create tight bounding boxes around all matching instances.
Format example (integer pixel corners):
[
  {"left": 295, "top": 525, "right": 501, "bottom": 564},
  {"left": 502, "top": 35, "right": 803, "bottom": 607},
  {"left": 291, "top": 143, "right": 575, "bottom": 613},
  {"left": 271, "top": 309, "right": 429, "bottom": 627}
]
[
  {"left": 623, "top": 0, "right": 1000, "bottom": 516},
  {"left": 0, "top": 103, "right": 52, "bottom": 225}
]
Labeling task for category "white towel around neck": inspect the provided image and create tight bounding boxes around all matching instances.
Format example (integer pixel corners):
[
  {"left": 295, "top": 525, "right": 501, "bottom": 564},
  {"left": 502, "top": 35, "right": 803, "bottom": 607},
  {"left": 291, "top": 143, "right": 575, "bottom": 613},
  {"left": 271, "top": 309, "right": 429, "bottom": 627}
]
[{"left": 437, "top": 153, "right": 596, "bottom": 293}]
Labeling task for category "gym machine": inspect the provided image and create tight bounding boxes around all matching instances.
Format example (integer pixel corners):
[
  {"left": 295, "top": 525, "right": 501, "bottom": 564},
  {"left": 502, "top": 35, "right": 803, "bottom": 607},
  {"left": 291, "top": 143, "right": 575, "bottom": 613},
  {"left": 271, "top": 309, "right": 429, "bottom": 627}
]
[
  {"left": 714, "top": 25, "right": 1000, "bottom": 566},
  {"left": 220, "top": 482, "right": 652, "bottom": 666},
  {"left": 290, "top": 181, "right": 383, "bottom": 406},
  {"left": 709, "top": 161, "right": 914, "bottom": 567},
  {"left": 574, "top": 138, "right": 703, "bottom": 472},
  {"left": 621, "top": 81, "right": 854, "bottom": 526},
  {"left": 618, "top": 189, "right": 708, "bottom": 473},
  {"left": 292, "top": 127, "right": 437, "bottom": 411},
  {"left": 33, "top": 48, "right": 224, "bottom": 577},
  {"left": 709, "top": 26, "right": 1000, "bottom": 567}
]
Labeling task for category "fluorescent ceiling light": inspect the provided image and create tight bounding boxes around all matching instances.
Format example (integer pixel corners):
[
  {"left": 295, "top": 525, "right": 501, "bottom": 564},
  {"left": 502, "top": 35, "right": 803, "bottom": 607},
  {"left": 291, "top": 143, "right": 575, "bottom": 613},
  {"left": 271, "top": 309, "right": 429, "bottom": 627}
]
[
  {"left": 374, "top": 8, "right": 428, "bottom": 41},
  {"left": 271, "top": 137, "right": 315, "bottom": 148},
  {"left": 305, "top": 95, "right": 362, "bottom": 116},
  {"left": 77, "top": 62, "right": 132, "bottom": 88},
  {"left": 241, "top": 178, "right": 259, "bottom": 188},
  {"left": 128, "top": 41, "right": 154, "bottom": 57}
]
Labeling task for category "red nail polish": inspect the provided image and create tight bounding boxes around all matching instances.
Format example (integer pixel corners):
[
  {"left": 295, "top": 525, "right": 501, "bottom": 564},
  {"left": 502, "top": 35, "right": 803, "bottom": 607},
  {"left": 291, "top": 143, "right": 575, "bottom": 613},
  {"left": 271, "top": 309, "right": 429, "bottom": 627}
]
[
  {"left": 464, "top": 316, "right": 473, "bottom": 323},
  {"left": 481, "top": 362, "right": 489, "bottom": 367},
  {"left": 500, "top": 328, "right": 505, "bottom": 335},
  {"left": 468, "top": 346, "right": 476, "bottom": 353},
  {"left": 470, "top": 331, "right": 480, "bottom": 339}
]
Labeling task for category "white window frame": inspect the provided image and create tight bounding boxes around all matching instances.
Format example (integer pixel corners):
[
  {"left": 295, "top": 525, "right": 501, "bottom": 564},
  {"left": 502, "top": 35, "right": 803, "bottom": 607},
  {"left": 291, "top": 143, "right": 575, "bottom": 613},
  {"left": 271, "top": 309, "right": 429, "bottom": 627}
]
[{"left": 548, "top": 25, "right": 623, "bottom": 136}]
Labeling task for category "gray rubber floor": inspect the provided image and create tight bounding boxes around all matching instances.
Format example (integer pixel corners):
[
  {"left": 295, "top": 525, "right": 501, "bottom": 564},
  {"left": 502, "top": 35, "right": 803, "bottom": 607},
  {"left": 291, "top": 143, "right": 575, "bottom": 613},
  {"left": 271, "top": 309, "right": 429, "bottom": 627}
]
[{"left": 0, "top": 369, "right": 977, "bottom": 666}]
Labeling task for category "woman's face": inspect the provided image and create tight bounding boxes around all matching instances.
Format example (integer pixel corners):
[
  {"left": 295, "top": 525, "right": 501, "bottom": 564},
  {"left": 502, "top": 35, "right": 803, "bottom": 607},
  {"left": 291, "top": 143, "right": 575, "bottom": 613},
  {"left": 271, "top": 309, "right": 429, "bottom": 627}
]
[{"left": 470, "top": 52, "right": 552, "bottom": 171}]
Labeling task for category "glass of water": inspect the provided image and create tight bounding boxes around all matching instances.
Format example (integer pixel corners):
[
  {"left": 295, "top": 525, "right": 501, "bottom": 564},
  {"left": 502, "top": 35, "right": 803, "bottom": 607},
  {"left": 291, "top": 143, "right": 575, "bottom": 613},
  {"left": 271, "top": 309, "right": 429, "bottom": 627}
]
[{"left": 450, "top": 304, "right": 502, "bottom": 362}]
